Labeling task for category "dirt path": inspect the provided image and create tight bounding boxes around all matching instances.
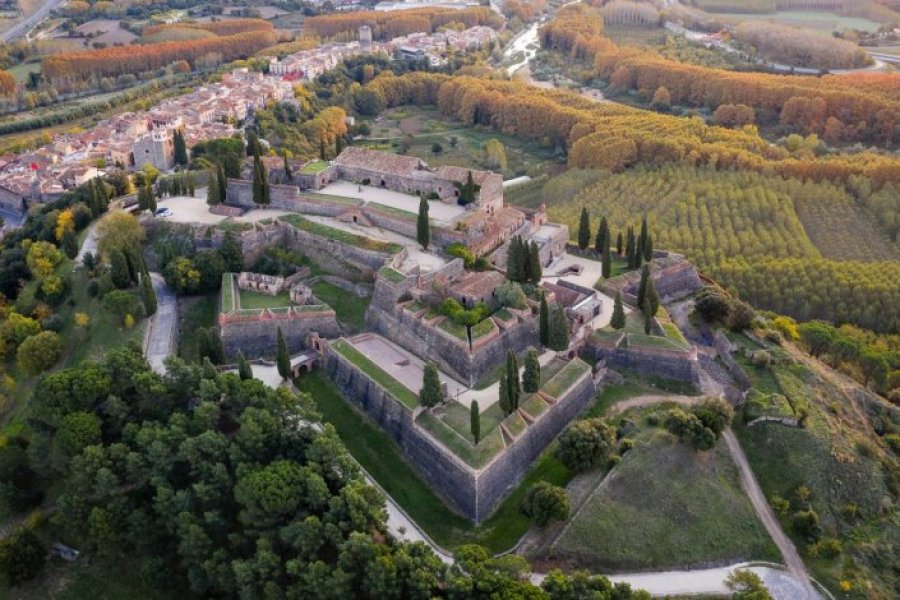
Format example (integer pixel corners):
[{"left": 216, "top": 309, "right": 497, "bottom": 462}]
[
  {"left": 606, "top": 393, "right": 702, "bottom": 415},
  {"left": 723, "top": 430, "right": 820, "bottom": 599}
]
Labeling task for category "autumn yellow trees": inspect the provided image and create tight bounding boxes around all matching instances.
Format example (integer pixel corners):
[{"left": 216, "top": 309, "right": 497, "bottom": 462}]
[
  {"left": 0, "top": 70, "right": 14, "bottom": 97},
  {"left": 42, "top": 30, "right": 277, "bottom": 91},
  {"left": 304, "top": 7, "right": 500, "bottom": 41}
]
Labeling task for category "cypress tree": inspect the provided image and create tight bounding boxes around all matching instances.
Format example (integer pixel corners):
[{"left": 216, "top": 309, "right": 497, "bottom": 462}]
[
  {"left": 220, "top": 232, "right": 244, "bottom": 273},
  {"left": 207, "top": 170, "right": 220, "bottom": 205},
  {"left": 506, "top": 350, "right": 521, "bottom": 410},
  {"left": 237, "top": 351, "right": 253, "bottom": 381},
  {"left": 616, "top": 231, "right": 624, "bottom": 255},
  {"left": 528, "top": 241, "right": 542, "bottom": 283},
  {"left": 276, "top": 327, "right": 290, "bottom": 381},
  {"left": 252, "top": 149, "right": 263, "bottom": 204},
  {"left": 95, "top": 177, "right": 108, "bottom": 212},
  {"left": 643, "top": 233, "right": 653, "bottom": 262},
  {"left": 209, "top": 329, "right": 226, "bottom": 365},
  {"left": 142, "top": 272, "right": 157, "bottom": 316},
  {"left": 646, "top": 275, "right": 660, "bottom": 318},
  {"left": 638, "top": 214, "right": 648, "bottom": 259},
  {"left": 138, "top": 183, "right": 148, "bottom": 211},
  {"left": 577, "top": 207, "right": 590, "bottom": 251},
  {"left": 173, "top": 130, "right": 187, "bottom": 166},
  {"left": 463, "top": 170, "right": 476, "bottom": 205},
  {"left": 637, "top": 264, "right": 650, "bottom": 309},
  {"left": 62, "top": 229, "right": 78, "bottom": 259},
  {"left": 549, "top": 304, "right": 570, "bottom": 351},
  {"left": 217, "top": 163, "right": 228, "bottom": 203},
  {"left": 89, "top": 179, "right": 100, "bottom": 218},
  {"left": 417, "top": 196, "right": 430, "bottom": 250},
  {"left": 146, "top": 182, "right": 156, "bottom": 213},
  {"left": 507, "top": 236, "right": 524, "bottom": 282},
  {"left": 335, "top": 135, "right": 343, "bottom": 156},
  {"left": 201, "top": 357, "right": 218, "bottom": 380},
  {"left": 188, "top": 172, "right": 195, "bottom": 196},
  {"left": 109, "top": 249, "right": 130, "bottom": 289},
  {"left": 594, "top": 216, "right": 608, "bottom": 254},
  {"left": 420, "top": 362, "right": 442, "bottom": 407},
  {"left": 601, "top": 239, "right": 611, "bottom": 279},
  {"left": 643, "top": 295, "right": 653, "bottom": 334},
  {"left": 539, "top": 293, "right": 550, "bottom": 347},
  {"left": 499, "top": 370, "right": 511, "bottom": 415},
  {"left": 611, "top": 292, "right": 626, "bottom": 329},
  {"left": 625, "top": 226, "right": 636, "bottom": 268},
  {"left": 523, "top": 349, "right": 541, "bottom": 393},
  {"left": 283, "top": 152, "right": 293, "bottom": 181},
  {"left": 319, "top": 138, "right": 326, "bottom": 161},
  {"left": 470, "top": 401, "right": 480, "bottom": 445}
]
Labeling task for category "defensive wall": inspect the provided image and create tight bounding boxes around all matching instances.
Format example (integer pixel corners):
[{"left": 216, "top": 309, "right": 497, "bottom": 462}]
[
  {"left": 218, "top": 273, "right": 341, "bottom": 359},
  {"left": 582, "top": 330, "right": 701, "bottom": 385},
  {"left": 323, "top": 341, "right": 597, "bottom": 522}
]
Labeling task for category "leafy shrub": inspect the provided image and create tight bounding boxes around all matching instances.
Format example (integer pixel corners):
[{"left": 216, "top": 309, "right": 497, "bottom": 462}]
[{"left": 520, "top": 481, "right": 569, "bottom": 526}]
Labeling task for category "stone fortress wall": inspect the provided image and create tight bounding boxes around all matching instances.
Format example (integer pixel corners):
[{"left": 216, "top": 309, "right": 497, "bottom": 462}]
[
  {"left": 324, "top": 343, "right": 597, "bottom": 522},
  {"left": 582, "top": 331, "right": 701, "bottom": 384}
]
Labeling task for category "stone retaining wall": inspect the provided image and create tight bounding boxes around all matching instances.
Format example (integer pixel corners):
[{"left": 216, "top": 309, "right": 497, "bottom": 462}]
[
  {"left": 324, "top": 345, "right": 597, "bottom": 522},
  {"left": 221, "top": 308, "right": 341, "bottom": 360},
  {"left": 583, "top": 338, "right": 701, "bottom": 384}
]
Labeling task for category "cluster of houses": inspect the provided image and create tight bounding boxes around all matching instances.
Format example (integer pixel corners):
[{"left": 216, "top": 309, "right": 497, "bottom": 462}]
[
  {"left": 0, "top": 69, "right": 294, "bottom": 223},
  {"left": 269, "top": 24, "right": 497, "bottom": 78}
]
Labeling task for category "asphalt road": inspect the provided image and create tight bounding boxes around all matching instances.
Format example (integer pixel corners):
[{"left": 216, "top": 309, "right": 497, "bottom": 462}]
[
  {"left": 144, "top": 272, "right": 178, "bottom": 375},
  {"left": 0, "top": 0, "right": 63, "bottom": 43}
]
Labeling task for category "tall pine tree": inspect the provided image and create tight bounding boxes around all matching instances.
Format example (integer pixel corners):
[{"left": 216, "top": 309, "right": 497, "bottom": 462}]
[
  {"left": 601, "top": 238, "right": 611, "bottom": 279},
  {"left": 637, "top": 264, "right": 650, "bottom": 309},
  {"left": 577, "top": 207, "right": 590, "bottom": 251},
  {"left": 420, "top": 362, "right": 443, "bottom": 407},
  {"left": 539, "top": 293, "right": 550, "bottom": 347},
  {"left": 237, "top": 351, "right": 253, "bottom": 381},
  {"left": 173, "top": 129, "right": 188, "bottom": 166},
  {"left": 417, "top": 196, "right": 430, "bottom": 250},
  {"left": 141, "top": 271, "right": 157, "bottom": 316},
  {"left": 470, "top": 401, "right": 480, "bottom": 445},
  {"left": 611, "top": 292, "right": 626, "bottom": 329},
  {"left": 276, "top": 327, "right": 290, "bottom": 381},
  {"left": 643, "top": 233, "right": 653, "bottom": 262},
  {"left": 616, "top": 231, "right": 624, "bottom": 255},
  {"left": 206, "top": 170, "right": 220, "bottom": 205},
  {"left": 523, "top": 350, "right": 540, "bottom": 393},
  {"left": 549, "top": 304, "right": 570, "bottom": 351},
  {"left": 217, "top": 163, "right": 228, "bottom": 203},
  {"left": 506, "top": 351, "right": 521, "bottom": 411},
  {"left": 528, "top": 241, "right": 542, "bottom": 283},
  {"left": 283, "top": 152, "right": 293, "bottom": 181}
]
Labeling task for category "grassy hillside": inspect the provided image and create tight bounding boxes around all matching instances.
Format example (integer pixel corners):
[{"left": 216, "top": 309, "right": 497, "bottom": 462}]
[
  {"left": 728, "top": 332, "right": 900, "bottom": 597},
  {"left": 547, "top": 429, "right": 778, "bottom": 571}
]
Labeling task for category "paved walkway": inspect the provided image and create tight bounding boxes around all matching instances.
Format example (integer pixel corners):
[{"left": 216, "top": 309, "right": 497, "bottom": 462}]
[{"left": 143, "top": 273, "right": 178, "bottom": 375}]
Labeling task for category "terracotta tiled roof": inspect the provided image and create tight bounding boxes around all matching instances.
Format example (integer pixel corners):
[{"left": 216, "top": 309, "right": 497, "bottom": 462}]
[{"left": 334, "top": 147, "right": 426, "bottom": 177}]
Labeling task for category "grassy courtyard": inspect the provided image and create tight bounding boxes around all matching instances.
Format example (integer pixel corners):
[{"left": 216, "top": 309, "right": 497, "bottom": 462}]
[
  {"left": 549, "top": 429, "right": 779, "bottom": 571},
  {"left": 310, "top": 281, "right": 369, "bottom": 332},
  {"left": 238, "top": 289, "right": 295, "bottom": 310}
]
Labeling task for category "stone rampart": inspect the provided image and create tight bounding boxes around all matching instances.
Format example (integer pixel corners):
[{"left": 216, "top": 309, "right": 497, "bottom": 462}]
[
  {"left": 220, "top": 308, "right": 341, "bottom": 359},
  {"left": 583, "top": 337, "right": 700, "bottom": 384},
  {"left": 324, "top": 345, "right": 596, "bottom": 522}
]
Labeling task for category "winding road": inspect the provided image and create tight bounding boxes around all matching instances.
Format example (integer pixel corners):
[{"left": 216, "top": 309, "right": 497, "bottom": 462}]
[
  {"left": 0, "top": 0, "right": 63, "bottom": 43},
  {"left": 143, "top": 272, "right": 178, "bottom": 375}
]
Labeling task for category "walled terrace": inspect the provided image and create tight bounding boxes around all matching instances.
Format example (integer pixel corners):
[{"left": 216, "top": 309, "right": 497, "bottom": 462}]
[
  {"left": 324, "top": 332, "right": 596, "bottom": 522},
  {"left": 597, "top": 251, "right": 703, "bottom": 305},
  {"left": 218, "top": 272, "right": 341, "bottom": 360}
]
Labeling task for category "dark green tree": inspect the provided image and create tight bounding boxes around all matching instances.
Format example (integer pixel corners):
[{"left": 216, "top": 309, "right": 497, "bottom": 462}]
[
  {"left": 636, "top": 264, "right": 650, "bottom": 308},
  {"left": 62, "top": 229, "right": 78, "bottom": 260},
  {"left": 206, "top": 170, "right": 220, "bottom": 205},
  {"left": 625, "top": 226, "right": 636, "bottom": 268},
  {"left": 646, "top": 275, "right": 660, "bottom": 319},
  {"left": 611, "top": 292, "right": 626, "bottom": 330},
  {"left": 470, "top": 401, "right": 480, "bottom": 445},
  {"left": 506, "top": 236, "right": 524, "bottom": 283},
  {"left": 237, "top": 351, "right": 253, "bottom": 380},
  {"left": 539, "top": 293, "right": 550, "bottom": 347},
  {"left": 643, "top": 294, "right": 653, "bottom": 334},
  {"left": 601, "top": 239, "right": 611, "bottom": 279},
  {"left": 594, "top": 216, "right": 608, "bottom": 255},
  {"left": 638, "top": 214, "right": 648, "bottom": 261},
  {"left": 276, "top": 327, "right": 290, "bottom": 381},
  {"left": 499, "top": 370, "right": 511, "bottom": 415},
  {"left": 319, "top": 138, "right": 326, "bottom": 161},
  {"left": 549, "top": 304, "right": 570, "bottom": 351},
  {"left": 520, "top": 482, "right": 569, "bottom": 526},
  {"left": 173, "top": 129, "right": 188, "bottom": 166},
  {"left": 335, "top": 135, "right": 343, "bottom": 156},
  {"left": 417, "top": 196, "right": 430, "bottom": 250},
  {"left": 616, "top": 231, "right": 624, "bottom": 255},
  {"left": 643, "top": 233, "right": 653, "bottom": 262},
  {"left": 146, "top": 182, "right": 156, "bottom": 214},
  {"left": 523, "top": 349, "right": 541, "bottom": 393},
  {"left": 557, "top": 418, "right": 616, "bottom": 472},
  {"left": 0, "top": 525, "right": 46, "bottom": 586},
  {"left": 577, "top": 207, "right": 590, "bottom": 251},
  {"left": 506, "top": 350, "right": 521, "bottom": 410},
  {"left": 89, "top": 179, "right": 100, "bottom": 218},
  {"left": 220, "top": 232, "right": 244, "bottom": 273},
  {"left": 420, "top": 362, "right": 442, "bottom": 407},
  {"left": 283, "top": 152, "right": 293, "bottom": 181},
  {"left": 141, "top": 272, "right": 157, "bottom": 316},
  {"left": 109, "top": 249, "right": 131, "bottom": 289},
  {"left": 460, "top": 170, "right": 477, "bottom": 206},
  {"left": 528, "top": 241, "right": 542, "bottom": 283},
  {"left": 187, "top": 172, "right": 195, "bottom": 196},
  {"left": 217, "top": 163, "right": 228, "bottom": 203}
]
